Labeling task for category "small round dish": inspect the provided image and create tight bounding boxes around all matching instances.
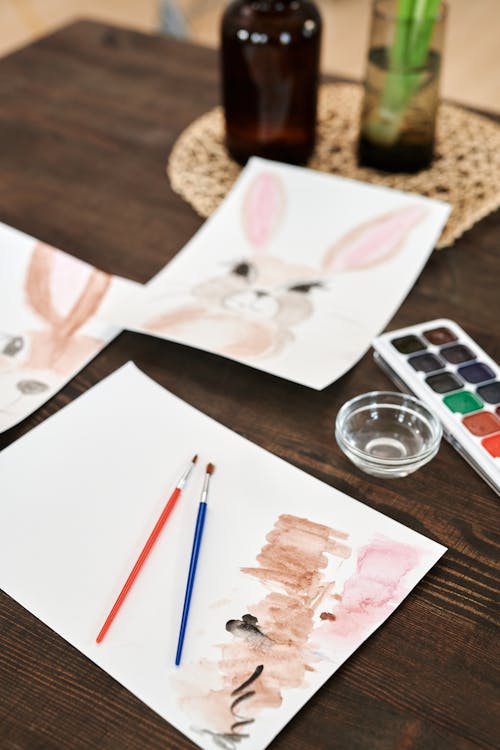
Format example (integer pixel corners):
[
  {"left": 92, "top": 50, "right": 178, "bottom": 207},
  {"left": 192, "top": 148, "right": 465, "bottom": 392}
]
[{"left": 335, "top": 391, "right": 442, "bottom": 478}]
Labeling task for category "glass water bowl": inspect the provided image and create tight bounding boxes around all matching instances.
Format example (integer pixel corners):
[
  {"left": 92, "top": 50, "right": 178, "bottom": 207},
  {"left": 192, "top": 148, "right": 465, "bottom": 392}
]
[{"left": 335, "top": 391, "right": 442, "bottom": 478}]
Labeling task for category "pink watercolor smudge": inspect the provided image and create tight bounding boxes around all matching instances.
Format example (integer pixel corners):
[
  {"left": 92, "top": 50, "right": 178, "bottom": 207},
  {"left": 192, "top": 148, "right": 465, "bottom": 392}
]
[
  {"left": 322, "top": 205, "right": 426, "bottom": 273},
  {"left": 241, "top": 172, "right": 285, "bottom": 251},
  {"left": 317, "top": 535, "right": 423, "bottom": 646}
]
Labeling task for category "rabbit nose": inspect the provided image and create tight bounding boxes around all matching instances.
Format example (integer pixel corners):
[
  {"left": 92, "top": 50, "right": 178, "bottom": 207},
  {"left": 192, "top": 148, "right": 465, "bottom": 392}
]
[{"left": 254, "top": 290, "right": 268, "bottom": 298}]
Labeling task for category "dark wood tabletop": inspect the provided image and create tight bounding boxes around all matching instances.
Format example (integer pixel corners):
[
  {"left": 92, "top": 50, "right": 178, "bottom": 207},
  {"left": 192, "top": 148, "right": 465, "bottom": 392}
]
[{"left": 0, "top": 19, "right": 498, "bottom": 750}]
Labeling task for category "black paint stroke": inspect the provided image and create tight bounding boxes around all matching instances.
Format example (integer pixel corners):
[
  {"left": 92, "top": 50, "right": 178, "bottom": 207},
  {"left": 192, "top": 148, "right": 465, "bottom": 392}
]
[
  {"left": 230, "top": 690, "right": 255, "bottom": 715},
  {"left": 231, "top": 664, "right": 264, "bottom": 696},
  {"left": 230, "top": 719, "right": 255, "bottom": 732}
]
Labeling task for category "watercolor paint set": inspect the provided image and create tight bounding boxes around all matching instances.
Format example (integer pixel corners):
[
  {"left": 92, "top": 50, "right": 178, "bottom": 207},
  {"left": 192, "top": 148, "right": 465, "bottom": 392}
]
[{"left": 373, "top": 319, "right": 500, "bottom": 495}]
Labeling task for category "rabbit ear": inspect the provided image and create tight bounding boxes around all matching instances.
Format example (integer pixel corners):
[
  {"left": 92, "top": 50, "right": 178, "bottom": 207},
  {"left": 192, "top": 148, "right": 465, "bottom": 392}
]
[
  {"left": 25, "top": 242, "right": 64, "bottom": 327},
  {"left": 25, "top": 241, "right": 111, "bottom": 337},
  {"left": 48, "top": 248, "right": 95, "bottom": 317},
  {"left": 321, "top": 205, "right": 427, "bottom": 273},
  {"left": 242, "top": 172, "right": 285, "bottom": 252},
  {"left": 57, "top": 270, "right": 111, "bottom": 339}
]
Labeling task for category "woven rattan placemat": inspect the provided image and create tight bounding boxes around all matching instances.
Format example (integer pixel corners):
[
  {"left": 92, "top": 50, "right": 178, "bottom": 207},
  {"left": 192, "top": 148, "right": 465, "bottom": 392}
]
[{"left": 168, "top": 83, "right": 500, "bottom": 248}]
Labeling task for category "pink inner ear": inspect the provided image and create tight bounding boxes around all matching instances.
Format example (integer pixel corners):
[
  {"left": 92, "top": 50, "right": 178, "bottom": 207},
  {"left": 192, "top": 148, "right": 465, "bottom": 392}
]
[
  {"left": 242, "top": 172, "right": 285, "bottom": 251},
  {"left": 324, "top": 205, "right": 427, "bottom": 273},
  {"left": 48, "top": 248, "right": 93, "bottom": 317}
]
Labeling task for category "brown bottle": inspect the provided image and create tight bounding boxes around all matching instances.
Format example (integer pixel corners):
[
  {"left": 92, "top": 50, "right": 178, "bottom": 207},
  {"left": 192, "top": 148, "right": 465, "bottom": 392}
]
[{"left": 221, "top": 0, "right": 322, "bottom": 165}]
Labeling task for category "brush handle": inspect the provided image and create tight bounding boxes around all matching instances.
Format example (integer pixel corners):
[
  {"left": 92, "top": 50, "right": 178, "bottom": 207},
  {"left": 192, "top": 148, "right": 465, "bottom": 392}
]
[
  {"left": 96, "top": 487, "right": 181, "bottom": 643},
  {"left": 175, "top": 501, "right": 207, "bottom": 666}
]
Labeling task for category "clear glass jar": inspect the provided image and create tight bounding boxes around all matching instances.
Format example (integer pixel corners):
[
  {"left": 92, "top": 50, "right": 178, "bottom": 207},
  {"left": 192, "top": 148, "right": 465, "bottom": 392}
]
[
  {"left": 221, "top": 0, "right": 322, "bottom": 165},
  {"left": 358, "top": 0, "right": 447, "bottom": 173}
]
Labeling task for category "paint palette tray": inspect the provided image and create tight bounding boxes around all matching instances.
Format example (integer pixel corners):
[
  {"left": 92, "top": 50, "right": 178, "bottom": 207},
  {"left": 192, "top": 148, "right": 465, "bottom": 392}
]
[{"left": 373, "top": 319, "right": 500, "bottom": 495}]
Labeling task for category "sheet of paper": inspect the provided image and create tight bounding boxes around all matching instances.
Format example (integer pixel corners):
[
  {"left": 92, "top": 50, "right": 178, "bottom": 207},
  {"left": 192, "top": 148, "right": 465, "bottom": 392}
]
[
  {"left": 0, "top": 362, "right": 446, "bottom": 750},
  {"left": 0, "top": 222, "right": 138, "bottom": 432},
  {"left": 106, "top": 158, "right": 450, "bottom": 389}
]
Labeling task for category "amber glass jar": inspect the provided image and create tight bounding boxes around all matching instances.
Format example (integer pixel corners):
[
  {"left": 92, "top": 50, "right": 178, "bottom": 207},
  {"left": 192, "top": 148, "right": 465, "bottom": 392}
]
[{"left": 221, "top": 0, "right": 322, "bottom": 165}]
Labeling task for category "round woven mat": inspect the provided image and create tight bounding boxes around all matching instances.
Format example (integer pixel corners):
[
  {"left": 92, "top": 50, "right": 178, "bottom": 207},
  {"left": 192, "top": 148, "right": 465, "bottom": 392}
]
[{"left": 168, "top": 83, "right": 500, "bottom": 248}]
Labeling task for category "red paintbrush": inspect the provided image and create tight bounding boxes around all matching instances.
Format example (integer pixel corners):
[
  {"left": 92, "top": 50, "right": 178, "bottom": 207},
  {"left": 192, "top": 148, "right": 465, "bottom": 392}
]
[{"left": 96, "top": 454, "right": 198, "bottom": 643}]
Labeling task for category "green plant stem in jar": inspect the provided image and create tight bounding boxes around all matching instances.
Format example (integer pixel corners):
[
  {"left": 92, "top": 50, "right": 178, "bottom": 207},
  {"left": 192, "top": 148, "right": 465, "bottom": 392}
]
[{"left": 359, "top": 0, "right": 446, "bottom": 173}]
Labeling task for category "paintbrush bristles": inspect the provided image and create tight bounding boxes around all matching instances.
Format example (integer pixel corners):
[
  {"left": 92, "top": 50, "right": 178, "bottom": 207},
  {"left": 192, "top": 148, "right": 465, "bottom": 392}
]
[
  {"left": 206, "top": 463, "right": 215, "bottom": 474},
  {"left": 192, "top": 455, "right": 198, "bottom": 463}
]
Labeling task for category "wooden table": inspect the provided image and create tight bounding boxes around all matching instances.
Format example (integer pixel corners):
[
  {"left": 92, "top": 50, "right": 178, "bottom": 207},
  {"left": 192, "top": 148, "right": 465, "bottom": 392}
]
[{"left": 0, "top": 20, "right": 498, "bottom": 750}]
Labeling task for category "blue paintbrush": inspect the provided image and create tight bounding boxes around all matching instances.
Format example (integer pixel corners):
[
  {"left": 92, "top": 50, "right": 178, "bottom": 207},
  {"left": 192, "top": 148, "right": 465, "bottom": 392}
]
[{"left": 175, "top": 462, "right": 214, "bottom": 666}]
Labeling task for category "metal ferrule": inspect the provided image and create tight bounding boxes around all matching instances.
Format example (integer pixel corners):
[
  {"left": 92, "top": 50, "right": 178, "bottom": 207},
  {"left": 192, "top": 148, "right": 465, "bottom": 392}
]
[
  {"left": 177, "top": 460, "right": 196, "bottom": 490},
  {"left": 200, "top": 472, "right": 211, "bottom": 504}
]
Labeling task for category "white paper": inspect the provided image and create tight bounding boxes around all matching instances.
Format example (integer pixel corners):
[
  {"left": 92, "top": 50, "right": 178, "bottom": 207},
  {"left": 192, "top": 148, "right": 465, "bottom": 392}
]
[
  {"left": 106, "top": 158, "right": 450, "bottom": 389},
  {"left": 0, "top": 362, "right": 446, "bottom": 750},
  {"left": 0, "top": 222, "right": 138, "bottom": 432}
]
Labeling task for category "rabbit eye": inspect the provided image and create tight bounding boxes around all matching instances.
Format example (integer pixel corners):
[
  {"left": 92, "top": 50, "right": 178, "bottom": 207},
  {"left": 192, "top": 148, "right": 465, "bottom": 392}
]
[
  {"left": 231, "top": 262, "right": 254, "bottom": 279},
  {"left": 288, "top": 281, "right": 323, "bottom": 294}
]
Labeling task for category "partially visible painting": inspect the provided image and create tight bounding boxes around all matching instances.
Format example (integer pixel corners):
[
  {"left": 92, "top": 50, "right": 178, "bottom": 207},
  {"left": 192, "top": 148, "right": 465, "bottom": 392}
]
[{"left": 0, "top": 223, "right": 134, "bottom": 431}]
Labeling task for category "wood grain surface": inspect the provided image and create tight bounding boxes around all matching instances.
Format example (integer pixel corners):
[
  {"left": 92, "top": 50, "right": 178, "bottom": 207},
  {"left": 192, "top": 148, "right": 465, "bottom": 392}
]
[{"left": 0, "top": 20, "right": 498, "bottom": 750}]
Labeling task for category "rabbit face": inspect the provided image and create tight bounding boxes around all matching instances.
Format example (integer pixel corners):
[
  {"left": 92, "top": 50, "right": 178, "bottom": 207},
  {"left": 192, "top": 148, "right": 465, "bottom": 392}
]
[
  {"left": 146, "top": 171, "right": 427, "bottom": 361},
  {"left": 193, "top": 257, "right": 321, "bottom": 328}
]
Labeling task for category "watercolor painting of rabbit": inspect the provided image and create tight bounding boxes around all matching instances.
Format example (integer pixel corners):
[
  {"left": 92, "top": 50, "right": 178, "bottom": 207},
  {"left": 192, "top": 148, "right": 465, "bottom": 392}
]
[{"left": 145, "top": 170, "right": 427, "bottom": 361}]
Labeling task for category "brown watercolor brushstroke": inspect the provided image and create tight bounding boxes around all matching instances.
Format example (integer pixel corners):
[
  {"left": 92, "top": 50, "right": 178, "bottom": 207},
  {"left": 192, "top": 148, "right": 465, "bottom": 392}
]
[{"left": 178, "top": 514, "right": 352, "bottom": 741}]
